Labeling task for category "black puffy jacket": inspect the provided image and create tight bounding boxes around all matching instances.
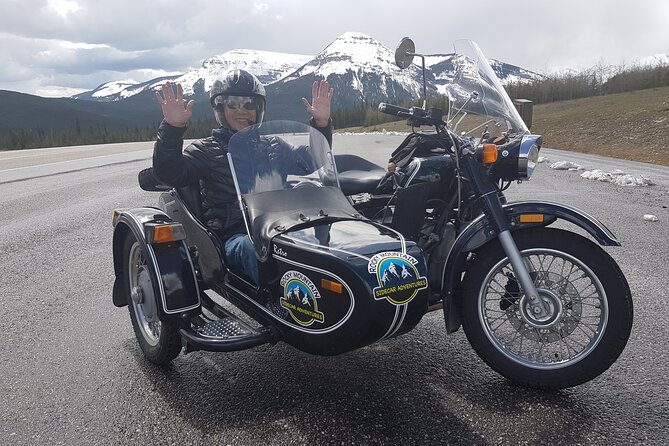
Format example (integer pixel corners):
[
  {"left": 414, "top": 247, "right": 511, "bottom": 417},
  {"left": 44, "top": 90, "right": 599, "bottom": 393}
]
[{"left": 152, "top": 120, "right": 332, "bottom": 243}]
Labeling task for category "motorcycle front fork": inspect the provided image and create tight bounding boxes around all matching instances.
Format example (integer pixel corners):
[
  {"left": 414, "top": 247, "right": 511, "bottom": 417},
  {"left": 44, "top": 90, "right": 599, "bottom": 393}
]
[
  {"left": 497, "top": 231, "right": 549, "bottom": 316},
  {"left": 462, "top": 156, "right": 549, "bottom": 317}
]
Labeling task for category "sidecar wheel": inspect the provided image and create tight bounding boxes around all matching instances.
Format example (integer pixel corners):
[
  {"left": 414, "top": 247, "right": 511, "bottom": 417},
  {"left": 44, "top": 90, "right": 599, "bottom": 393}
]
[
  {"left": 122, "top": 234, "right": 182, "bottom": 365},
  {"left": 461, "top": 227, "right": 633, "bottom": 390}
]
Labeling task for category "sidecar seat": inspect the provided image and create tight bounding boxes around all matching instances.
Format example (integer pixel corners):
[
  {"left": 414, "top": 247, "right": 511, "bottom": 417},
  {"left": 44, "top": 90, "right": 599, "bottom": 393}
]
[
  {"left": 334, "top": 154, "right": 387, "bottom": 196},
  {"left": 176, "top": 183, "right": 204, "bottom": 222},
  {"left": 167, "top": 183, "right": 227, "bottom": 284},
  {"left": 137, "top": 167, "right": 226, "bottom": 284},
  {"left": 175, "top": 184, "right": 261, "bottom": 286}
]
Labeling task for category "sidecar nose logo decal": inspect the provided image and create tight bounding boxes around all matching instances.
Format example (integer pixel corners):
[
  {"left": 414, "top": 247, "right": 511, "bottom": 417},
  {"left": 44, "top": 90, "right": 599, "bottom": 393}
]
[{"left": 368, "top": 252, "right": 427, "bottom": 305}]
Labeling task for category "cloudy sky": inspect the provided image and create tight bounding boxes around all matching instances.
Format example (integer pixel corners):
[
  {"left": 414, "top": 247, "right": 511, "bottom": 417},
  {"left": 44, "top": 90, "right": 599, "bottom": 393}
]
[{"left": 2, "top": 0, "right": 668, "bottom": 97}]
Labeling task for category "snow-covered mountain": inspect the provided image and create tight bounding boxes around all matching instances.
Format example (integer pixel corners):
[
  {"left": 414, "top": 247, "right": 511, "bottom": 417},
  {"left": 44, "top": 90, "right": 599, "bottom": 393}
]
[
  {"left": 640, "top": 53, "right": 669, "bottom": 66},
  {"left": 72, "top": 32, "right": 542, "bottom": 112},
  {"left": 267, "top": 32, "right": 542, "bottom": 117},
  {"left": 164, "top": 49, "right": 313, "bottom": 97},
  {"left": 72, "top": 79, "right": 140, "bottom": 101},
  {"left": 271, "top": 32, "right": 427, "bottom": 108},
  {"left": 424, "top": 53, "right": 542, "bottom": 95},
  {"left": 74, "top": 49, "right": 312, "bottom": 102}
]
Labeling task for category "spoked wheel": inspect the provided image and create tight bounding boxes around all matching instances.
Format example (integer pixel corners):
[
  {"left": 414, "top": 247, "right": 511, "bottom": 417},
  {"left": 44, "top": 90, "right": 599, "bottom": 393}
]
[
  {"left": 122, "top": 234, "right": 182, "bottom": 365},
  {"left": 461, "top": 227, "right": 633, "bottom": 389}
]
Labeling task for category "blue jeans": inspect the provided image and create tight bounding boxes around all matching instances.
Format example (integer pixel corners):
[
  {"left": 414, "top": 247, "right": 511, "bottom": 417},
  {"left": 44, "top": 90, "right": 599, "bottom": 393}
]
[{"left": 224, "top": 233, "right": 259, "bottom": 285}]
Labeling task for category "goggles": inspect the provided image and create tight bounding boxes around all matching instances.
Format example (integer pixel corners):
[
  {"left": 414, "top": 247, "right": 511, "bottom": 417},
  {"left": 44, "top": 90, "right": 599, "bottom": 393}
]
[{"left": 213, "top": 95, "right": 258, "bottom": 111}]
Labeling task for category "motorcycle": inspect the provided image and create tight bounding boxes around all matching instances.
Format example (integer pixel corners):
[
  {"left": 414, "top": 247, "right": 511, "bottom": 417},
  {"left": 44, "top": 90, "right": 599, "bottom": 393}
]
[{"left": 111, "top": 38, "right": 633, "bottom": 390}]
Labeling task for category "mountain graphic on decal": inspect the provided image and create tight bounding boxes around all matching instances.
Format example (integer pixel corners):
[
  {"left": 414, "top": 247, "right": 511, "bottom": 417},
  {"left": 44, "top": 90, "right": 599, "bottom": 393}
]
[
  {"left": 381, "top": 261, "right": 413, "bottom": 286},
  {"left": 288, "top": 285, "right": 312, "bottom": 308}
]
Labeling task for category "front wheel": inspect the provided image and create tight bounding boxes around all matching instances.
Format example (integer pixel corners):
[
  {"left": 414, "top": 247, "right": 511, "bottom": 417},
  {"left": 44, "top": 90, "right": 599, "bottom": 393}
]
[
  {"left": 122, "top": 234, "right": 182, "bottom": 365},
  {"left": 461, "top": 227, "right": 633, "bottom": 389}
]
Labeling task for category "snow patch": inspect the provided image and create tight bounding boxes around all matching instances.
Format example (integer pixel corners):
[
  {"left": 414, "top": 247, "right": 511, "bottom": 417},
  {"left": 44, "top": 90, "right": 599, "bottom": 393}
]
[
  {"left": 91, "top": 79, "right": 138, "bottom": 98},
  {"left": 537, "top": 156, "right": 550, "bottom": 164},
  {"left": 338, "top": 129, "right": 409, "bottom": 136},
  {"left": 550, "top": 161, "right": 583, "bottom": 170},
  {"left": 581, "top": 169, "right": 655, "bottom": 186}
]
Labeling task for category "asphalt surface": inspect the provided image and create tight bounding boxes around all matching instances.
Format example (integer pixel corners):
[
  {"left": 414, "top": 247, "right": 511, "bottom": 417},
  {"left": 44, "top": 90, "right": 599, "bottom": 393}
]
[{"left": 1, "top": 135, "right": 668, "bottom": 445}]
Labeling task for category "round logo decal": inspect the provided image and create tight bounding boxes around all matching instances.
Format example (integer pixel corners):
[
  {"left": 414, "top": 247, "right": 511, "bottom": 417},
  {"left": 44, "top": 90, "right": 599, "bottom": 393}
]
[
  {"left": 368, "top": 252, "right": 427, "bottom": 305},
  {"left": 280, "top": 271, "right": 325, "bottom": 326}
]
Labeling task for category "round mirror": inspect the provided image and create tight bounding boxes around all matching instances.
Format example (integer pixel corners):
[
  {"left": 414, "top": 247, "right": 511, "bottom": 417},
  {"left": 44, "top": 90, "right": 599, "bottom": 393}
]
[{"left": 394, "top": 37, "right": 415, "bottom": 69}]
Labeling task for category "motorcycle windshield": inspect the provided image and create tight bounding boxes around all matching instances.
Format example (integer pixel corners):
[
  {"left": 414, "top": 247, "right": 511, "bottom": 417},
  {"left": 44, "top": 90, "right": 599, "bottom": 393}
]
[{"left": 446, "top": 40, "right": 529, "bottom": 139}]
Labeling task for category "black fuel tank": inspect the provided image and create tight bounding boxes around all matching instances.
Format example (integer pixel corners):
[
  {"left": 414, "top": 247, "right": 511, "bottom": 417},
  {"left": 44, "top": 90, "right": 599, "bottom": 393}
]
[{"left": 403, "top": 155, "right": 458, "bottom": 200}]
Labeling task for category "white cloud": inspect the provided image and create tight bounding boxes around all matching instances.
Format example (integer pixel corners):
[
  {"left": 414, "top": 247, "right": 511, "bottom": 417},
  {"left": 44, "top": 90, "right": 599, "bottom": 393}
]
[
  {"left": 136, "top": 68, "right": 183, "bottom": 78},
  {"left": 47, "top": 0, "right": 81, "bottom": 17},
  {"left": 36, "top": 85, "right": 87, "bottom": 97},
  {"left": 59, "top": 40, "right": 110, "bottom": 50},
  {"left": 253, "top": 2, "right": 270, "bottom": 13},
  {"left": 0, "top": 0, "right": 667, "bottom": 96}
]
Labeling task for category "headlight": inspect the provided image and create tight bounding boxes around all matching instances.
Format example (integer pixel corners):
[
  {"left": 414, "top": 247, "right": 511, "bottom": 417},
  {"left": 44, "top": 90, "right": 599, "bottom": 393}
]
[{"left": 519, "top": 135, "right": 542, "bottom": 179}]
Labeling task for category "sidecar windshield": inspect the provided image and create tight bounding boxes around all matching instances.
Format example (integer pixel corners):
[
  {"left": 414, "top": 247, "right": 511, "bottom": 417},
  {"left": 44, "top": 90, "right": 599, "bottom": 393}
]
[
  {"left": 228, "top": 120, "right": 355, "bottom": 260},
  {"left": 446, "top": 40, "right": 529, "bottom": 139},
  {"left": 228, "top": 120, "right": 338, "bottom": 195}
]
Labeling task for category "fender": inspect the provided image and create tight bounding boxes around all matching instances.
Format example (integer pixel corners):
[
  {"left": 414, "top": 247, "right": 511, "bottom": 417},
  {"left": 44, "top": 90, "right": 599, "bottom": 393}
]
[
  {"left": 111, "top": 207, "right": 201, "bottom": 316},
  {"left": 440, "top": 200, "right": 620, "bottom": 333}
]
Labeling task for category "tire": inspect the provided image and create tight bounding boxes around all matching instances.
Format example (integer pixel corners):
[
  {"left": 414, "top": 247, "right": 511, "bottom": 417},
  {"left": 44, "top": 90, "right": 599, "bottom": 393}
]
[
  {"left": 121, "top": 234, "right": 182, "bottom": 365},
  {"left": 461, "top": 227, "right": 633, "bottom": 390}
]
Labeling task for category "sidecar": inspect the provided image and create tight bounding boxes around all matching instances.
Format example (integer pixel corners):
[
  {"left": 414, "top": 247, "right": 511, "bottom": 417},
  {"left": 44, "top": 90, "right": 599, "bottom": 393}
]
[{"left": 111, "top": 120, "right": 429, "bottom": 363}]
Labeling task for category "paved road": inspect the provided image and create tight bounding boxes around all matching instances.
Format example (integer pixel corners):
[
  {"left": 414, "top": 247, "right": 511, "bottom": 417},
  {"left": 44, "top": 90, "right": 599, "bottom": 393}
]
[{"left": 1, "top": 137, "right": 668, "bottom": 445}]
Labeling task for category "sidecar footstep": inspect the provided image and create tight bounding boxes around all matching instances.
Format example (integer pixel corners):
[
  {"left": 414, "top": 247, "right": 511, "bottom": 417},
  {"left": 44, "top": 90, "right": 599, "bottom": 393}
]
[
  {"left": 180, "top": 314, "right": 277, "bottom": 352},
  {"left": 196, "top": 318, "right": 254, "bottom": 338}
]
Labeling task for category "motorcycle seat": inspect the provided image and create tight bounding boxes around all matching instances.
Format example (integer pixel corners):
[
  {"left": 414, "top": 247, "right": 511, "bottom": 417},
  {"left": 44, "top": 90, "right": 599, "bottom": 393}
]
[{"left": 334, "top": 154, "right": 387, "bottom": 195}]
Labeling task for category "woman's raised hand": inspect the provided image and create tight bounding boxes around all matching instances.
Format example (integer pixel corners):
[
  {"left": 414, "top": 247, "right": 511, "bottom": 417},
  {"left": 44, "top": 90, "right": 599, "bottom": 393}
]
[
  {"left": 302, "top": 80, "right": 334, "bottom": 127},
  {"left": 155, "top": 82, "right": 195, "bottom": 128}
]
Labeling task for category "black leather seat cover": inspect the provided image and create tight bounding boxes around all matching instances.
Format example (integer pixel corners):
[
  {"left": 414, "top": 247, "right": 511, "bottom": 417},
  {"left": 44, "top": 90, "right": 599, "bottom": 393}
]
[
  {"left": 137, "top": 167, "right": 204, "bottom": 222},
  {"left": 138, "top": 167, "right": 171, "bottom": 192},
  {"left": 334, "top": 154, "right": 387, "bottom": 195}
]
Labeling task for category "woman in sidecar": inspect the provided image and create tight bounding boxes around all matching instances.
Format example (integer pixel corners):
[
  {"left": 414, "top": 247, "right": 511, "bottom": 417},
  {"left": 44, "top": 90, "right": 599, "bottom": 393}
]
[
  {"left": 111, "top": 71, "right": 430, "bottom": 365},
  {"left": 151, "top": 70, "right": 334, "bottom": 285}
]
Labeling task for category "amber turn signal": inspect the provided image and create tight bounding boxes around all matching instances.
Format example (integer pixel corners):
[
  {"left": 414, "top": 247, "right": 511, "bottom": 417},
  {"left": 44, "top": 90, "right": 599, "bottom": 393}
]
[
  {"left": 321, "top": 279, "right": 343, "bottom": 294},
  {"left": 147, "top": 223, "right": 186, "bottom": 243},
  {"left": 153, "top": 225, "right": 178, "bottom": 243},
  {"left": 482, "top": 144, "right": 498, "bottom": 164},
  {"left": 519, "top": 214, "right": 544, "bottom": 223}
]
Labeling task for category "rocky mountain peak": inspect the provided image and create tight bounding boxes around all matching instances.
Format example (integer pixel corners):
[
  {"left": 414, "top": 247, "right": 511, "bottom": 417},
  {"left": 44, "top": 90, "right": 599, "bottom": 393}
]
[{"left": 70, "top": 32, "right": 542, "bottom": 109}]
